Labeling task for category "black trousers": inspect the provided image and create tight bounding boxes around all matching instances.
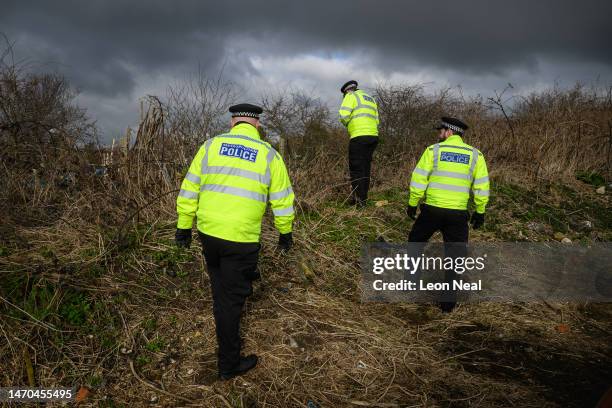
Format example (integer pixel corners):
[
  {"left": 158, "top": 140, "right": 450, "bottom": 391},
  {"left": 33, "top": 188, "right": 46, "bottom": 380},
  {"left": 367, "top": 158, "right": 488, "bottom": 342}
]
[
  {"left": 348, "top": 136, "right": 378, "bottom": 203},
  {"left": 408, "top": 204, "right": 469, "bottom": 305},
  {"left": 198, "top": 232, "right": 260, "bottom": 372}
]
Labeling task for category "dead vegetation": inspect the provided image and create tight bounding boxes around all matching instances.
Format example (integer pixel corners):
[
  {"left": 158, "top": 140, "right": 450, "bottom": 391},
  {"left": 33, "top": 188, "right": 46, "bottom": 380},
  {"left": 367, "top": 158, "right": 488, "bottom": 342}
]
[{"left": 0, "top": 42, "right": 611, "bottom": 407}]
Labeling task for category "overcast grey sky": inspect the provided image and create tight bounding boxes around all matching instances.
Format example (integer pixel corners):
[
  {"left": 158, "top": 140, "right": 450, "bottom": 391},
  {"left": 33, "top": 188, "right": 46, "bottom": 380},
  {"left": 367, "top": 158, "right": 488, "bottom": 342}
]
[{"left": 2, "top": 0, "right": 611, "bottom": 142}]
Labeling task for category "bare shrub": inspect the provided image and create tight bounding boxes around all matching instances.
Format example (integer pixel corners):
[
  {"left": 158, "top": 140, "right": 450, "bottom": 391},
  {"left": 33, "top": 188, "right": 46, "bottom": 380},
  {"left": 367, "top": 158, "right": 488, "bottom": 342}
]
[
  {"left": 0, "top": 38, "right": 97, "bottom": 230},
  {"left": 164, "top": 68, "right": 239, "bottom": 163},
  {"left": 260, "top": 88, "right": 335, "bottom": 160}
]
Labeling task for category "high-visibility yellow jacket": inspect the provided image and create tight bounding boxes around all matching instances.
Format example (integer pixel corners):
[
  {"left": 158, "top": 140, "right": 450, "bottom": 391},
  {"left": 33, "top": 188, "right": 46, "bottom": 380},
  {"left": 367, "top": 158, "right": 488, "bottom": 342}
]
[
  {"left": 176, "top": 123, "right": 295, "bottom": 243},
  {"left": 338, "top": 89, "right": 379, "bottom": 138},
  {"left": 409, "top": 135, "right": 490, "bottom": 213}
]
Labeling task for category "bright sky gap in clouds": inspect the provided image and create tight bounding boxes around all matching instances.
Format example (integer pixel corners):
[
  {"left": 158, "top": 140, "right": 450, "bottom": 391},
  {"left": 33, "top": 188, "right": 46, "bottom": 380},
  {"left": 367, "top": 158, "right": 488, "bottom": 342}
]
[{"left": 1, "top": 0, "right": 611, "bottom": 142}]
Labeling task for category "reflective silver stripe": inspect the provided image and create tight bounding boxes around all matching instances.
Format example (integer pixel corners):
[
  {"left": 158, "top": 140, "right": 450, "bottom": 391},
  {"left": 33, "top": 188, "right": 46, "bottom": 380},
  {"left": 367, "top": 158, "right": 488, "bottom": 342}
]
[
  {"left": 428, "top": 182, "right": 470, "bottom": 193},
  {"left": 413, "top": 167, "right": 430, "bottom": 177},
  {"left": 200, "top": 138, "right": 214, "bottom": 172},
  {"left": 355, "top": 105, "right": 377, "bottom": 112},
  {"left": 473, "top": 189, "right": 490, "bottom": 196},
  {"left": 410, "top": 181, "right": 428, "bottom": 190},
  {"left": 431, "top": 170, "right": 471, "bottom": 180},
  {"left": 441, "top": 145, "right": 473, "bottom": 152},
  {"left": 340, "top": 106, "right": 353, "bottom": 111},
  {"left": 269, "top": 186, "right": 293, "bottom": 200},
  {"left": 179, "top": 189, "right": 198, "bottom": 199},
  {"left": 351, "top": 113, "right": 378, "bottom": 120},
  {"left": 473, "top": 175, "right": 489, "bottom": 185},
  {"left": 339, "top": 114, "right": 350, "bottom": 119},
  {"left": 201, "top": 184, "right": 266, "bottom": 202},
  {"left": 263, "top": 148, "right": 277, "bottom": 186},
  {"left": 432, "top": 144, "right": 440, "bottom": 171},
  {"left": 272, "top": 206, "right": 294, "bottom": 216},
  {"left": 218, "top": 133, "right": 269, "bottom": 147},
  {"left": 185, "top": 172, "right": 201, "bottom": 184},
  {"left": 469, "top": 148, "right": 479, "bottom": 179},
  {"left": 203, "top": 166, "right": 266, "bottom": 184}
]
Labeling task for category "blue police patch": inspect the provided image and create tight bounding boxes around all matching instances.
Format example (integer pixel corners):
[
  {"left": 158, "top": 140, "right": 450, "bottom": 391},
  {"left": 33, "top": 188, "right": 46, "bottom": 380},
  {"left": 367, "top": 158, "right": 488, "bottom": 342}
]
[
  {"left": 362, "top": 94, "right": 376, "bottom": 103},
  {"left": 219, "top": 143, "right": 259, "bottom": 162},
  {"left": 440, "top": 151, "right": 470, "bottom": 164}
]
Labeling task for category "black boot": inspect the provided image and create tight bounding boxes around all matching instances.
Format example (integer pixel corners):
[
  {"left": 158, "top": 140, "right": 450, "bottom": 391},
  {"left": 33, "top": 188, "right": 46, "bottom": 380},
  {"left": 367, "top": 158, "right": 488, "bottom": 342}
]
[{"left": 218, "top": 354, "right": 258, "bottom": 380}]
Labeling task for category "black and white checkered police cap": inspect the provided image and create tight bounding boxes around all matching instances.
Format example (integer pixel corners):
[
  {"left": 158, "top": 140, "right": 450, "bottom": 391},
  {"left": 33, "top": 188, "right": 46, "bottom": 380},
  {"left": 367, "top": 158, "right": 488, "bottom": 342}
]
[
  {"left": 435, "top": 117, "right": 469, "bottom": 134},
  {"left": 229, "top": 103, "right": 263, "bottom": 119}
]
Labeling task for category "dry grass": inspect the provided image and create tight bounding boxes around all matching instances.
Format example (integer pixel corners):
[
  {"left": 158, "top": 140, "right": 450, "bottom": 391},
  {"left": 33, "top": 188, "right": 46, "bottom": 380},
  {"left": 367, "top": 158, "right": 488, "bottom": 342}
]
[
  {"left": 2, "top": 197, "right": 610, "bottom": 407},
  {"left": 1, "top": 84, "right": 611, "bottom": 407}
]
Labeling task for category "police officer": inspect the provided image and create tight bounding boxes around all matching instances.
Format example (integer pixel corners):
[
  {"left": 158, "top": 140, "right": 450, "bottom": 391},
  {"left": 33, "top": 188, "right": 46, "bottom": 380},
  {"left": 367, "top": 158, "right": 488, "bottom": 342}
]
[
  {"left": 406, "top": 117, "right": 490, "bottom": 312},
  {"left": 338, "top": 80, "right": 380, "bottom": 207},
  {"left": 175, "top": 103, "right": 295, "bottom": 379}
]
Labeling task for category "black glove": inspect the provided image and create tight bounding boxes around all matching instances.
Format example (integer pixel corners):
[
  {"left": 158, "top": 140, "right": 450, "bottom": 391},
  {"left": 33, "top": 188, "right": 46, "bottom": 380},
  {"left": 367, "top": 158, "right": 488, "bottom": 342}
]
[
  {"left": 470, "top": 212, "right": 485, "bottom": 230},
  {"left": 406, "top": 205, "right": 418, "bottom": 220},
  {"left": 278, "top": 232, "right": 293, "bottom": 252},
  {"left": 175, "top": 228, "right": 192, "bottom": 248}
]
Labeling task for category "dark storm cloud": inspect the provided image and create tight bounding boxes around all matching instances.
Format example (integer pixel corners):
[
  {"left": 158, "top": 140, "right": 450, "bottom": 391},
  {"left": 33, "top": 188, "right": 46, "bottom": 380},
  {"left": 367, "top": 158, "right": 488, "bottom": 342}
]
[
  {"left": 1, "top": 0, "right": 610, "bottom": 140},
  {"left": 226, "top": 0, "right": 612, "bottom": 76},
  {"left": 3, "top": 0, "right": 611, "bottom": 85},
  {"left": 1, "top": 1, "right": 231, "bottom": 96}
]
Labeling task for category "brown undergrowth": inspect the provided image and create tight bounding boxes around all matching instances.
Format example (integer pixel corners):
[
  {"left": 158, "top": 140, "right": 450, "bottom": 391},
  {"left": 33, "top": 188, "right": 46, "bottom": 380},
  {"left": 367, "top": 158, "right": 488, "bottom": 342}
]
[{"left": 1, "top": 74, "right": 611, "bottom": 407}]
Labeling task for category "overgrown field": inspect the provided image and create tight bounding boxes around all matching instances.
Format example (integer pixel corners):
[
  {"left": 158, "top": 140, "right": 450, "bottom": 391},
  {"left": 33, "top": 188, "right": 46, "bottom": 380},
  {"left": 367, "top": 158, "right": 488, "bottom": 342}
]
[
  {"left": 1, "top": 58, "right": 611, "bottom": 406},
  {"left": 1, "top": 174, "right": 610, "bottom": 408}
]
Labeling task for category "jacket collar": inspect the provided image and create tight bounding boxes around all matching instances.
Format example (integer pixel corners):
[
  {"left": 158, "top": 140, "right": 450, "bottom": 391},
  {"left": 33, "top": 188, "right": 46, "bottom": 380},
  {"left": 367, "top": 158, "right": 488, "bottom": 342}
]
[{"left": 230, "top": 122, "right": 261, "bottom": 140}]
